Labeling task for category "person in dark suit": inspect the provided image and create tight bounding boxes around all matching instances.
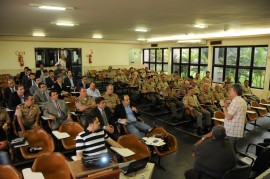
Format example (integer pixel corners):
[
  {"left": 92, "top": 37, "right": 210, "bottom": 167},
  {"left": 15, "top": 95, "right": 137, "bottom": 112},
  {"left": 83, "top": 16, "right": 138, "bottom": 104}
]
[
  {"left": 25, "top": 73, "right": 36, "bottom": 93},
  {"left": 4, "top": 79, "right": 17, "bottom": 106},
  {"left": 45, "top": 70, "right": 56, "bottom": 88},
  {"left": 52, "top": 76, "right": 69, "bottom": 99},
  {"left": 34, "top": 83, "right": 50, "bottom": 105},
  {"left": 21, "top": 69, "right": 32, "bottom": 88},
  {"left": 43, "top": 90, "right": 72, "bottom": 130},
  {"left": 114, "top": 95, "right": 152, "bottom": 139},
  {"left": 8, "top": 85, "right": 26, "bottom": 110},
  {"left": 64, "top": 70, "right": 77, "bottom": 91},
  {"left": 35, "top": 64, "right": 45, "bottom": 78},
  {"left": 19, "top": 66, "right": 29, "bottom": 83},
  {"left": 91, "top": 97, "right": 119, "bottom": 141},
  {"left": 76, "top": 76, "right": 89, "bottom": 91}
]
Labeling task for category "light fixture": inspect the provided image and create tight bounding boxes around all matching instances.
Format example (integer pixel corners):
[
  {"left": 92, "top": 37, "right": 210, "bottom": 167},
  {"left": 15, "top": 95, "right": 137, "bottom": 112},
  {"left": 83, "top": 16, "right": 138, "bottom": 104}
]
[
  {"left": 33, "top": 33, "right": 46, "bottom": 37},
  {"left": 92, "top": 34, "right": 103, "bottom": 39},
  {"left": 39, "top": 6, "right": 66, "bottom": 10},
  {"left": 135, "top": 28, "right": 148, "bottom": 32},
  {"left": 177, "top": 40, "right": 204, "bottom": 43},
  {"left": 29, "top": 3, "right": 74, "bottom": 10},
  {"left": 137, "top": 38, "right": 146, "bottom": 41},
  {"left": 147, "top": 28, "right": 270, "bottom": 42},
  {"left": 56, "top": 22, "right": 75, "bottom": 26},
  {"left": 193, "top": 24, "right": 208, "bottom": 29}
]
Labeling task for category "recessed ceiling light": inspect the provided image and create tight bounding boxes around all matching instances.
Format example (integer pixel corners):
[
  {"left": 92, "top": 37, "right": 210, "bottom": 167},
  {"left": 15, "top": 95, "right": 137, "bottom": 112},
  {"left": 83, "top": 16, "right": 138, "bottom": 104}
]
[
  {"left": 56, "top": 22, "right": 75, "bottom": 26},
  {"left": 193, "top": 24, "right": 208, "bottom": 29},
  {"left": 135, "top": 28, "right": 148, "bottom": 32},
  {"left": 33, "top": 33, "right": 46, "bottom": 37},
  {"left": 39, "top": 6, "right": 66, "bottom": 10},
  {"left": 92, "top": 34, "right": 103, "bottom": 39}
]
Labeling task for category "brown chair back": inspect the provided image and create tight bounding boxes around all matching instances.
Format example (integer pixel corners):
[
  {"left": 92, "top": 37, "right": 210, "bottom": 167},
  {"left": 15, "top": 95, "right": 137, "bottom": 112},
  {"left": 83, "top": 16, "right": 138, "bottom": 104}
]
[
  {"left": 247, "top": 108, "right": 258, "bottom": 121},
  {"left": 32, "top": 152, "right": 72, "bottom": 179},
  {"left": 59, "top": 122, "right": 84, "bottom": 150},
  {"left": 260, "top": 99, "right": 270, "bottom": 112},
  {"left": 117, "top": 134, "right": 151, "bottom": 161},
  {"left": 64, "top": 96, "right": 77, "bottom": 112},
  {"left": 251, "top": 101, "right": 267, "bottom": 117},
  {"left": 147, "top": 127, "right": 178, "bottom": 157},
  {"left": 20, "top": 128, "right": 55, "bottom": 159},
  {"left": 214, "top": 111, "right": 225, "bottom": 119},
  {"left": 0, "top": 165, "right": 22, "bottom": 179}
]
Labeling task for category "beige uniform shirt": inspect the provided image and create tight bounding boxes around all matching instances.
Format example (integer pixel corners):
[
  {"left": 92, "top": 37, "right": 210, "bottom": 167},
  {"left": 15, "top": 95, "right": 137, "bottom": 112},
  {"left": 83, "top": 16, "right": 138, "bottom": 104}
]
[
  {"left": 102, "top": 93, "right": 120, "bottom": 109},
  {"left": 213, "top": 90, "right": 225, "bottom": 101},
  {"left": 75, "top": 96, "right": 95, "bottom": 113},
  {"left": 242, "top": 85, "right": 252, "bottom": 94},
  {"left": 15, "top": 104, "right": 41, "bottom": 126},
  {"left": 183, "top": 94, "right": 200, "bottom": 107},
  {"left": 198, "top": 90, "right": 214, "bottom": 103},
  {"left": 0, "top": 107, "right": 10, "bottom": 127}
]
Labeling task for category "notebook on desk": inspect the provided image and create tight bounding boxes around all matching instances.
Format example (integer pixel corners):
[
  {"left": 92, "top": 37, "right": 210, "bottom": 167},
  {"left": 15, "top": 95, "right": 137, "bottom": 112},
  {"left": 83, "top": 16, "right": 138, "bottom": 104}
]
[{"left": 121, "top": 157, "right": 149, "bottom": 175}]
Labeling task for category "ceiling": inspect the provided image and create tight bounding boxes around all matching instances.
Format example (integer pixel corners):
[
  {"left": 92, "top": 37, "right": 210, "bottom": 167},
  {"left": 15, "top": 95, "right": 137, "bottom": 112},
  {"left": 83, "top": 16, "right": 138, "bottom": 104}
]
[{"left": 1, "top": 0, "right": 270, "bottom": 42}]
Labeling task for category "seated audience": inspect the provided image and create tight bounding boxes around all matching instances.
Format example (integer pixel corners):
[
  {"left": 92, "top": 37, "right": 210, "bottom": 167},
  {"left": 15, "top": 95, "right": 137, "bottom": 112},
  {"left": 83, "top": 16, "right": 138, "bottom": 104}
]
[
  {"left": 46, "top": 70, "right": 56, "bottom": 88},
  {"left": 15, "top": 94, "right": 41, "bottom": 136},
  {"left": 8, "top": 85, "right": 26, "bottom": 110},
  {"left": 0, "top": 106, "right": 10, "bottom": 133},
  {"left": 75, "top": 114, "right": 123, "bottom": 160},
  {"left": 242, "top": 80, "right": 260, "bottom": 103},
  {"left": 102, "top": 84, "right": 120, "bottom": 111},
  {"left": 185, "top": 125, "right": 236, "bottom": 179},
  {"left": 29, "top": 76, "right": 41, "bottom": 95},
  {"left": 76, "top": 76, "right": 89, "bottom": 91},
  {"left": 114, "top": 95, "right": 152, "bottom": 139},
  {"left": 35, "top": 63, "right": 45, "bottom": 78},
  {"left": 4, "top": 78, "right": 17, "bottom": 105},
  {"left": 64, "top": 70, "right": 77, "bottom": 91},
  {"left": 40, "top": 69, "right": 48, "bottom": 84},
  {"left": 52, "top": 76, "right": 69, "bottom": 99},
  {"left": 43, "top": 90, "right": 72, "bottom": 130}
]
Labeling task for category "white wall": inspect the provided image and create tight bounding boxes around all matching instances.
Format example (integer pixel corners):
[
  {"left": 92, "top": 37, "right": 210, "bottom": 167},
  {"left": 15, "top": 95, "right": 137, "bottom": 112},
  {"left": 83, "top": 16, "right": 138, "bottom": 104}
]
[{"left": 0, "top": 39, "right": 141, "bottom": 75}]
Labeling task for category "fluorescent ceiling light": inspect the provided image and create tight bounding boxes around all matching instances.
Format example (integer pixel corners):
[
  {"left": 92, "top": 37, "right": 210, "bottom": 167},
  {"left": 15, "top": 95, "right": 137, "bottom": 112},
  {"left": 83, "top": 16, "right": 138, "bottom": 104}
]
[
  {"left": 92, "top": 34, "right": 103, "bottom": 39},
  {"left": 137, "top": 38, "right": 146, "bottom": 41},
  {"left": 135, "top": 28, "right": 148, "bottom": 32},
  {"left": 33, "top": 33, "right": 45, "bottom": 37},
  {"left": 39, "top": 6, "right": 66, "bottom": 10},
  {"left": 177, "top": 40, "right": 203, "bottom": 43},
  {"left": 148, "top": 28, "right": 270, "bottom": 42},
  {"left": 56, "top": 22, "right": 75, "bottom": 26},
  {"left": 193, "top": 24, "right": 208, "bottom": 29}
]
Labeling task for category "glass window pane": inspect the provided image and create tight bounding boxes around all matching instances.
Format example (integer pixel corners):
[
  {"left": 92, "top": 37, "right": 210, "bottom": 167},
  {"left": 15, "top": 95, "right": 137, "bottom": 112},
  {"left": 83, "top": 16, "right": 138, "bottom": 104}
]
[
  {"left": 251, "top": 70, "right": 265, "bottom": 88},
  {"left": 239, "top": 47, "right": 251, "bottom": 66},
  {"left": 213, "top": 67, "right": 223, "bottom": 83},
  {"left": 173, "top": 65, "right": 180, "bottom": 73},
  {"left": 190, "top": 48, "right": 199, "bottom": 64},
  {"left": 201, "top": 48, "right": 208, "bottom": 64},
  {"left": 180, "top": 65, "right": 188, "bottom": 78},
  {"left": 238, "top": 69, "right": 249, "bottom": 84},
  {"left": 150, "top": 63, "right": 155, "bottom": 71},
  {"left": 163, "top": 64, "right": 168, "bottom": 73},
  {"left": 214, "top": 47, "right": 224, "bottom": 65},
  {"left": 190, "top": 66, "right": 198, "bottom": 77},
  {"left": 254, "top": 47, "right": 268, "bottom": 67},
  {"left": 226, "top": 47, "right": 237, "bottom": 66},
  {"left": 156, "top": 49, "right": 162, "bottom": 62},
  {"left": 181, "top": 48, "right": 189, "bottom": 63},
  {"left": 143, "top": 49, "right": 149, "bottom": 62},
  {"left": 156, "top": 64, "right": 162, "bottom": 72},
  {"left": 225, "top": 68, "right": 236, "bottom": 83},
  {"left": 163, "top": 49, "right": 169, "bottom": 63},
  {"left": 173, "top": 48, "right": 180, "bottom": 63},
  {"left": 150, "top": 49, "right": 155, "bottom": 62},
  {"left": 200, "top": 66, "right": 208, "bottom": 79}
]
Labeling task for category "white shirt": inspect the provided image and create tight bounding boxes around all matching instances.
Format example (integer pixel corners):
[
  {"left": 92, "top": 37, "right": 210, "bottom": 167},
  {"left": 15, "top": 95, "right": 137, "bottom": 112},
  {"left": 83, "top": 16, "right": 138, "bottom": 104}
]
[{"left": 86, "top": 88, "right": 101, "bottom": 99}]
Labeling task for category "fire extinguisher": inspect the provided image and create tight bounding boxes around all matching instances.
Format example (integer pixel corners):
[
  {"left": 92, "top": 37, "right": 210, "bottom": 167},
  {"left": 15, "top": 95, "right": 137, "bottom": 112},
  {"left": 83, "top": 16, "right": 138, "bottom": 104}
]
[{"left": 18, "top": 55, "right": 24, "bottom": 66}]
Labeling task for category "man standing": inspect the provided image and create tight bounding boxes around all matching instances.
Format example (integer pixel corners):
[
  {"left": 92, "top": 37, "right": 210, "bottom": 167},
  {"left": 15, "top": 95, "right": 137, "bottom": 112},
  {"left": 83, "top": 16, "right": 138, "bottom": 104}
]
[
  {"left": 220, "top": 83, "right": 247, "bottom": 152},
  {"left": 114, "top": 95, "right": 152, "bottom": 139},
  {"left": 43, "top": 90, "right": 72, "bottom": 130},
  {"left": 15, "top": 94, "right": 41, "bottom": 136},
  {"left": 91, "top": 97, "right": 119, "bottom": 140},
  {"left": 76, "top": 114, "right": 123, "bottom": 160},
  {"left": 185, "top": 125, "right": 236, "bottom": 179}
]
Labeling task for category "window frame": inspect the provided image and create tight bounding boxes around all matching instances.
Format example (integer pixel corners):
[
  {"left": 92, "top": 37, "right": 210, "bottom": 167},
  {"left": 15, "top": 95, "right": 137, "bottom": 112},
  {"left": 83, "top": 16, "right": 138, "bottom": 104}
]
[
  {"left": 143, "top": 48, "right": 169, "bottom": 72},
  {"left": 212, "top": 45, "right": 268, "bottom": 89}
]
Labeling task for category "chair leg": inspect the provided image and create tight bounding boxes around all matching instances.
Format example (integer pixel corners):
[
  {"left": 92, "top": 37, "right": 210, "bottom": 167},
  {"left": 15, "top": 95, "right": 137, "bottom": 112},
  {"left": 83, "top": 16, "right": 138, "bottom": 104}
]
[{"left": 155, "top": 156, "right": 166, "bottom": 171}]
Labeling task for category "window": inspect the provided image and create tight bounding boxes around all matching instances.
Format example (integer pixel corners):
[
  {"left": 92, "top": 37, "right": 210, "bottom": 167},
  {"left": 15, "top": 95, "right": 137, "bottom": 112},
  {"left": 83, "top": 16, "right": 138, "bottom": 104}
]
[
  {"left": 172, "top": 47, "right": 208, "bottom": 78},
  {"left": 143, "top": 48, "right": 169, "bottom": 73},
  {"left": 212, "top": 46, "right": 268, "bottom": 88}
]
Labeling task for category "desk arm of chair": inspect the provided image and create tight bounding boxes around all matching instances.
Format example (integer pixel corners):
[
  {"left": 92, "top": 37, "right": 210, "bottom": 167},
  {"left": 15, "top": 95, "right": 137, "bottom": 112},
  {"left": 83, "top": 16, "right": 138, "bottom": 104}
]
[
  {"left": 238, "top": 151, "right": 255, "bottom": 166},
  {"left": 246, "top": 143, "right": 266, "bottom": 153}
]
